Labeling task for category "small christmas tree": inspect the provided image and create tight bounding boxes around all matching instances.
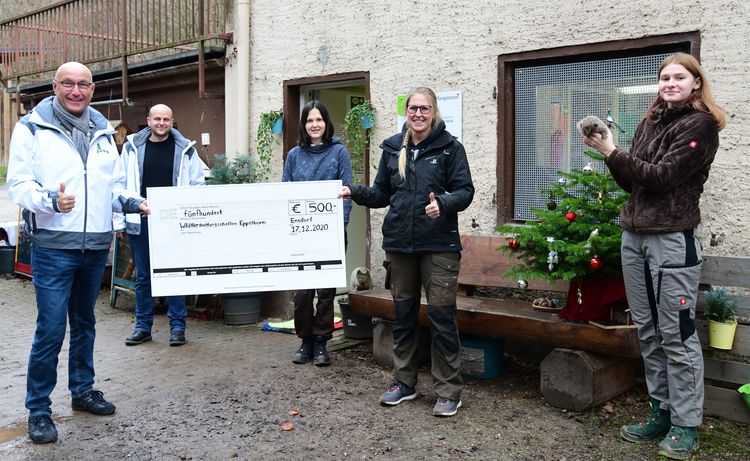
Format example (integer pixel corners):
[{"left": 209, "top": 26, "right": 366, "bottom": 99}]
[{"left": 497, "top": 151, "right": 629, "bottom": 283}]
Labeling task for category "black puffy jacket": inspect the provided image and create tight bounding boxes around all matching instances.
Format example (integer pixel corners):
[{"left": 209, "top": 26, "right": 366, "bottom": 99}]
[{"left": 349, "top": 121, "right": 474, "bottom": 253}]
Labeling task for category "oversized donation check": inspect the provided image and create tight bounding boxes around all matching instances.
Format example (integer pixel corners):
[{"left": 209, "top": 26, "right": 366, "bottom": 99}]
[{"left": 146, "top": 180, "right": 347, "bottom": 296}]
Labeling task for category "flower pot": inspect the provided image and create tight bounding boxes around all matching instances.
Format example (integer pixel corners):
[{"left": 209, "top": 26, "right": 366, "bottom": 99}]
[
  {"left": 707, "top": 319, "right": 737, "bottom": 350},
  {"left": 272, "top": 118, "right": 283, "bottom": 135},
  {"left": 739, "top": 383, "right": 750, "bottom": 410},
  {"left": 0, "top": 246, "right": 15, "bottom": 274},
  {"left": 223, "top": 292, "right": 262, "bottom": 325},
  {"left": 337, "top": 299, "right": 373, "bottom": 339},
  {"left": 360, "top": 114, "right": 374, "bottom": 129}
]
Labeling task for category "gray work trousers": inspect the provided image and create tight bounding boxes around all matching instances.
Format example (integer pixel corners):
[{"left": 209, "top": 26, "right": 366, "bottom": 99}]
[
  {"left": 621, "top": 229, "right": 704, "bottom": 427},
  {"left": 385, "top": 251, "right": 463, "bottom": 400}
]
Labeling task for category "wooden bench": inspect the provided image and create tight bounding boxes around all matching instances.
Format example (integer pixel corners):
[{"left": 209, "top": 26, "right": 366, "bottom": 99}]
[
  {"left": 350, "top": 234, "right": 750, "bottom": 418},
  {"left": 350, "top": 234, "right": 640, "bottom": 357},
  {"left": 350, "top": 234, "right": 641, "bottom": 410}
]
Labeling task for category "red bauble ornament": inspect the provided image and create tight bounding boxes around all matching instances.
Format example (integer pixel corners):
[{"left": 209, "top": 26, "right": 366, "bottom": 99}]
[
  {"left": 590, "top": 256, "right": 602, "bottom": 270},
  {"left": 565, "top": 212, "right": 577, "bottom": 222},
  {"left": 508, "top": 239, "right": 520, "bottom": 251}
]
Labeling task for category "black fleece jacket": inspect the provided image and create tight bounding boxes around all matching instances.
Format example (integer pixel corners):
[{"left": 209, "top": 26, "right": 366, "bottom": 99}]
[{"left": 348, "top": 121, "right": 474, "bottom": 253}]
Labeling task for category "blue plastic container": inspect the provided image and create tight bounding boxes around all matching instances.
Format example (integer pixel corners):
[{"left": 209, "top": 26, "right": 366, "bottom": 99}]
[{"left": 460, "top": 334, "right": 504, "bottom": 379}]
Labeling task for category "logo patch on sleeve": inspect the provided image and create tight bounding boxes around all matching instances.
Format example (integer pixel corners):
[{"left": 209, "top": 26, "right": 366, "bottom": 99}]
[{"left": 689, "top": 140, "right": 698, "bottom": 149}]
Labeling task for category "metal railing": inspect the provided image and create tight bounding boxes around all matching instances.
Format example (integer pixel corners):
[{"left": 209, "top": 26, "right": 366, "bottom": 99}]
[{"left": 0, "top": 0, "right": 232, "bottom": 86}]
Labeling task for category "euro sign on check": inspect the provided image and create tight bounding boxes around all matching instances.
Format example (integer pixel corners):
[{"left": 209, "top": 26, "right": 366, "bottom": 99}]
[{"left": 145, "top": 180, "right": 347, "bottom": 296}]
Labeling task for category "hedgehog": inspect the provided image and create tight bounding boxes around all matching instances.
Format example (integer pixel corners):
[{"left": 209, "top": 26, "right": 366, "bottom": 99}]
[{"left": 577, "top": 115, "right": 609, "bottom": 139}]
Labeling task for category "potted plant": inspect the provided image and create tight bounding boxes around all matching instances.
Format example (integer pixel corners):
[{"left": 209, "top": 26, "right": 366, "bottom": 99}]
[
  {"left": 255, "top": 110, "right": 282, "bottom": 183},
  {"left": 344, "top": 101, "right": 375, "bottom": 181},
  {"left": 496, "top": 151, "right": 629, "bottom": 322},
  {"left": 703, "top": 287, "right": 738, "bottom": 350}
]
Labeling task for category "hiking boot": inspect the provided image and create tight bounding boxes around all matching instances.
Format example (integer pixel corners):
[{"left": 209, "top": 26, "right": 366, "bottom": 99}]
[
  {"left": 169, "top": 330, "right": 186, "bottom": 347},
  {"left": 433, "top": 397, "right": 462, "bottom": 417},
  {"left": 292, "top": 336, "right": 313, "bottom": 364},
  {"left": 379, "top": 380, "right": 417, "bottom": 406},
  {"left": 658, "top": 425, "right": 699, "bottom": 460},
  {"left": 72, "top": 390, "right": 116, "bottom": 415},
  {"left": 28, "top": 414, "right": 57, "bottom": 444},
  {"left": 313, "top": 336, "right": 331, "bottom": 367},
  {"left": 620, "top": 397, "right": 670, "bottom": 443},
  {"left": 125, "top": 330, "right": 152, "bottom": 346}
]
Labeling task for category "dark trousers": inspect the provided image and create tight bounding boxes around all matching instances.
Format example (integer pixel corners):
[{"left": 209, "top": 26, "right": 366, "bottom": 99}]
[
  {"left": 293, "top": 288, "right": 336, "bottom": 340},
  {"left": 386, "top": 251, "right": 463, "bottom": 400}
]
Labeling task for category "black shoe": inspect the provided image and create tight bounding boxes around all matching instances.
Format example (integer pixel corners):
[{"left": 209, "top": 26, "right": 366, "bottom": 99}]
[
  {"left": 28, "top": 414, "right": 57, "bottom": 444},
  {"left": 313, "top": 336, "right": 331, "bottom": 367},
  {"left": 170, "top": 330, "right": 186, "bottom": 347},
  {"left": 293, "top": 337, "right": 313, "bottom": 364},
  {"left": 72, "top": 390, "right": 116, "bottom": 415},
  {"left": 125, "top": 330, "right": 152, "bottom": 346}
]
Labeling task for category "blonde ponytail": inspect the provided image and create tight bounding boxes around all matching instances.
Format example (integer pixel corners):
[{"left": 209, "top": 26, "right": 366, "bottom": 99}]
[{"left": 398, "top": 129, "right": 411, "bottom": 179}]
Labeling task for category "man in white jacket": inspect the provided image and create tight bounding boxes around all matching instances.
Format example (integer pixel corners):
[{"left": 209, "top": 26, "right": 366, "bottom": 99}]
[
  {"left": 120, "top": 104, "right": 205, "bottom": 348},
  {"left": 7, "top": 62, "right": 148, "bottom": 444}
]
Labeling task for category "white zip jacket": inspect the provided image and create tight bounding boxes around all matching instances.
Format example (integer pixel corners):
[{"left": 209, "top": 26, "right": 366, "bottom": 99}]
[
  {"left": 7, "top": 96, "right": 144, "bottom": 250},
  {"left": 117, "top": 127, "right": 206, "bottom": 235}
]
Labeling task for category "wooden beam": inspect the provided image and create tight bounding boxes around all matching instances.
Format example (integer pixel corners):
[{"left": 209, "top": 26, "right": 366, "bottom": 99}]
[
  {"left": 704, "top": 385, "right": 750, "bottom": 425},
  {"left": 540, "top": 348, "right": 638, "bottom": 411},
  {"left": 704, "top": 356, "right": 750, "bottom": 386}
]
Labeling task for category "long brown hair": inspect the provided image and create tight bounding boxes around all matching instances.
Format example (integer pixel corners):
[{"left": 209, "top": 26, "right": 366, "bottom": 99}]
[
  {"left": 646, "top": 53, "right": 726, "bottom": 131},
  {"left": 398, "top": 87, "right": 443, "bottom": 178}
]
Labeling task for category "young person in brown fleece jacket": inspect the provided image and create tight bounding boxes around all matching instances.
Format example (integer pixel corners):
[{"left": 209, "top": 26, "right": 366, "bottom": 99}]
[{"left": 583, "top": 52, "right": 726, "bottom": 460}]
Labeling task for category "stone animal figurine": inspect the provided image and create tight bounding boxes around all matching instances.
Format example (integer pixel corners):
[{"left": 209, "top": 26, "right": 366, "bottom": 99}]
[
  {"left": 350, "top": 267, "right": 373, "bottom": 292},
  {"left": 576, "top": 115, "right": 609, "bottom": 139}
]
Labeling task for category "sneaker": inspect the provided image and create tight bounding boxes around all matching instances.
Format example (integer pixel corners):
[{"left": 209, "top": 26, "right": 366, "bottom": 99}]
[
  {"left": 432, "top": 397, "right": 462, "bottom": 417},
  {"left": 125, "top": 330, "right": 152, "bottom": 346},
  {"left": 170, "top": 330, "right": 186, "bottom": 347},
  {"left": 379, "top": 380, "right": 417, "bottom": 406},
  {"left": 313, "top": 336, "right": 331, "bottom": 367},
  {"left": 620, "top": 397, "right": 670, "bottom": 443},
  {"left": 28, "top": 414, "right": 57, "bottom": 444},
  {"left": 658, "top": 425, "right": 700, "bottom": 460},
  {"left": 71, "top": 390, "right": 116, "bottom": 415},
  {"left": 292, "top": 337, "right": 313, "bottom": 364}
]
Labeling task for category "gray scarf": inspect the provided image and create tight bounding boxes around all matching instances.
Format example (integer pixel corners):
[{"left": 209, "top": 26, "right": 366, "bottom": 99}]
[{"left": 52, "top": 97, "right": 92, "bottom": 163}]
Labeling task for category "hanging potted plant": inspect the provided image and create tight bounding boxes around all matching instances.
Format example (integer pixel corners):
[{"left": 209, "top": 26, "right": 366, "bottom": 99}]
[
  {"left": 255, "top": 110, "right": 282, "bottom": 183},
  {"left": 703, "top": 287, "right": 738, "bottom": 350},
  {"left": 344, "top": 101, "right": 375, "bottom": 181}
]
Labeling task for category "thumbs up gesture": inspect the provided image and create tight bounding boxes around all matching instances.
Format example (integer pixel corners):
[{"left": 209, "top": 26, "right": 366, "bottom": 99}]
[
  {"left": 425, "top": 192, "right": 440, "bottom": 220},
  {"left": 57, "top": 182, "right": 76, "bottom": 213}
]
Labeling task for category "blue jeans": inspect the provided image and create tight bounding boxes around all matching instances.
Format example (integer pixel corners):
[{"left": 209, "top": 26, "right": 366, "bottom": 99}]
[
  {"left": 26, "top": 245, "right": 109, "bottom": 416},
  {"left": 127, "top": 217, "right": 186, "bottom": 333}
]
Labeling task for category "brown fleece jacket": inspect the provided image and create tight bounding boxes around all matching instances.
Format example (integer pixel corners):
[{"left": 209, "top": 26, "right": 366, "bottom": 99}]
[{"left": 605, "top": 105, "right": 719, "bottom": 234}]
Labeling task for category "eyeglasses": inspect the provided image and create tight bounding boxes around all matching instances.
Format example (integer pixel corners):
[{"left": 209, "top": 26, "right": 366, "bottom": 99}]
[
  {"left": 407, "top": 105, "right": 432, "bottom": 115},
  {"left": 55, "top": 80, "right": 93, "bottom": 91}
]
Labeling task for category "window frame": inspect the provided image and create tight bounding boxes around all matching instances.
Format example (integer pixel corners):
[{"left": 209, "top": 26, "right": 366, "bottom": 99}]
[{"left": 496, "top": 32, "right": 701, "bottom": 224}]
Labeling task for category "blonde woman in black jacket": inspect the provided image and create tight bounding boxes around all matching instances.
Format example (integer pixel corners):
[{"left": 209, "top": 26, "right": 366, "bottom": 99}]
[{"left": 340, "top": 87, "right": 474, "bottom": 417}]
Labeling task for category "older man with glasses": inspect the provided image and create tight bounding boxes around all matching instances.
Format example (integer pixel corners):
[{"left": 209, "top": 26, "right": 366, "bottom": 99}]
[{"left": 7, "top": 61, "right": 148, "bottom": 444}]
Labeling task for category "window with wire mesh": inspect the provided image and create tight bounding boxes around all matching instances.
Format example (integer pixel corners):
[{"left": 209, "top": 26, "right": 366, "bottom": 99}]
[{"left": 513, "top": 53, "right": 670, "bottom": 221}]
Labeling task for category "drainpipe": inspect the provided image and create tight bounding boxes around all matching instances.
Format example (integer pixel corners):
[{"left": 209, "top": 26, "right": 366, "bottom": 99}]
[{"left": 236, "top": 0, "right": 251, "bottom": 157}]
